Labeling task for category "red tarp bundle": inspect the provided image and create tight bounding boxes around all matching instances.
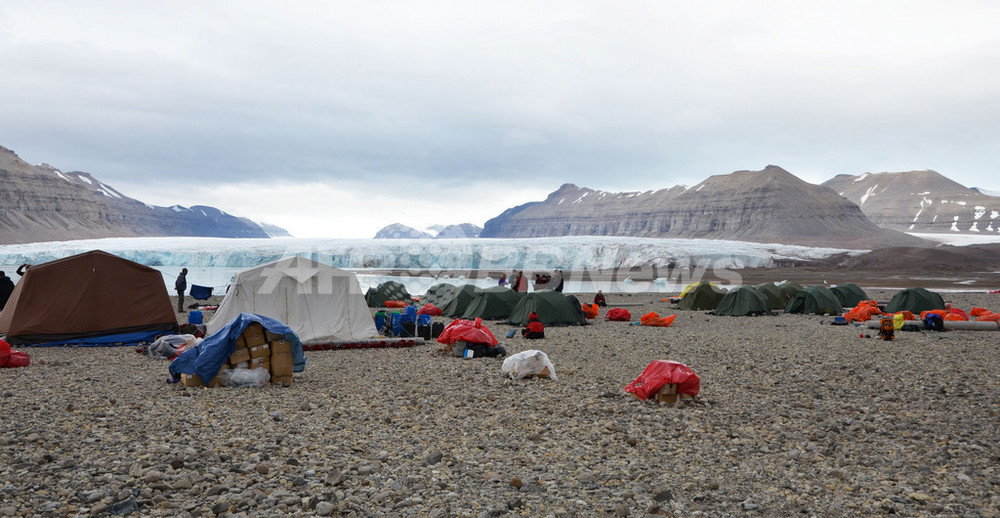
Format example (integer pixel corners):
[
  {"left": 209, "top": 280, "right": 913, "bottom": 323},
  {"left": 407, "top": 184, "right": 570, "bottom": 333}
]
[
  {"left": 580, "top": 303, "right": 599, "bottom": 319},
  {"left": 625, "top": 360, "right": 700, "bottom": 401},
  {"left": 606, "top": 308, "right": 631, "bottom": 321},
  {"left": 417, "top": 303, "right": 443, "bottom": 316},
  {"left": 0, "top": 339, "right": 30, "bottom": 368},
  {"left": 640, "top": 311, "right": 676, "bottom": 327},
  {"left": 436, "top": 318, "right": 498, "bottom": 346}
]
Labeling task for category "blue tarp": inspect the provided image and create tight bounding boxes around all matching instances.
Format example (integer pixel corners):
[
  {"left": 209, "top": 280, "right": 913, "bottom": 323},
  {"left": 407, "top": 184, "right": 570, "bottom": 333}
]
[
  {"left": 32, "top": 329, "right": 166, "bottom": 347},
  {"left": 189, "top": 285, "right": 214, "bottom": 300},
  {"left": 169, "top": 313, "right": 306, "bottom": 386}
]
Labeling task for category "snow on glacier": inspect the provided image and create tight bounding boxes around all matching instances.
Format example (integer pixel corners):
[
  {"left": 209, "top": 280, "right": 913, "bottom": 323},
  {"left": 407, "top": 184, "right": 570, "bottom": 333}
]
[{"left": 0, "top": 236, "right": 863, "bottom": 293}]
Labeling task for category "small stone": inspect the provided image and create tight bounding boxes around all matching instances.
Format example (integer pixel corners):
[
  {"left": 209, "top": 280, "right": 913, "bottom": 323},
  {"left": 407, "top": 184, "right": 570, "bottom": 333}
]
[
  {"left": 507, "top": 498, "right": 523, "bottom": 510},
  {"left": 174, "top": 478, "right": 193, "bottom": 490},
  {"left": 615, "top": 502, "right": 629, "bottom": 517},
  {"left": 300, "top": 403, "right": 311, "bottom": 411},
  {"left": 256, "top": 464, "right": 270, "bottom": 475},
  {"left": 426, "top": 451, "right": 443, "bottom": 465},
  {"left": 211, "top": 500, "right": 232, "bottom": 515},
  {"left": 170, "top": 459, "right": 184, "bottom": 470},
  {"left": 326, "top": 471, "right": 344, "bottom": 486},
  {"left": 315, "top": 501, "right": 335, "bottom": 516},
  {"left": 653, "top": 489, "right": 673, "bottom": 502},
  {"left": 508, "top": 477, "right": 523, "bottom": 489},
  {"left": 271, "top": 412, "right": 281, "bottom": 421},
  {"left": 908, "top": 492, "right": 934, "bottom": 502}
]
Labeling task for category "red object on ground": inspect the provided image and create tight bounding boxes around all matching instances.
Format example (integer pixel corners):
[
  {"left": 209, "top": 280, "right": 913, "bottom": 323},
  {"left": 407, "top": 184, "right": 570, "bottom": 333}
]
[
  {"left": 0, "top": 339, "right": 30, "bottom": 368},
  {"left": 640, "top": 311, "right": 676, "bottom": 327},
  {"left": 436, "top": 318, "right": 498, "bottom": 346},
  {"left": 606, "top": 308, "right": 631, "bottom": 321},
  {"left": 581, "top": 303, "right": 599, "bottom": 319},
  {"left": 384, "top": 300, "right": 407, "bottom": 308},
  {"left": 625, "top": 360, "right": 700, "bottom": 401},
  {"left": 417, "top": 303, "right": 443, "bottom": 316}
]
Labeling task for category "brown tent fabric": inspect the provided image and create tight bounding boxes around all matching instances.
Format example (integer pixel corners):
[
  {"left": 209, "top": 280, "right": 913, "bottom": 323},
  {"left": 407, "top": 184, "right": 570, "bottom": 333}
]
[{"left": 0, "top": 250, "right": 177, "bottom": 344}]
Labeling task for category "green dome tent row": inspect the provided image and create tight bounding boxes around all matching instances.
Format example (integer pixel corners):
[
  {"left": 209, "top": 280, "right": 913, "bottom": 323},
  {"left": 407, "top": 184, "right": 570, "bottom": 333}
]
[
  {"left": 420, "top": 283, "right": 458, "bottom": 308},
  {"left": 461, "top": 286, "right": 524, "bottom": 320},
  {"left": 753, "top": 282, "right": 789, "bottom": 310},
  {"left": 785, "top": 285, "right": 843, "bottom": 315},
  {"left": 507, "top": 290, "right": 586, "bottom": 326},
  {"left": 678, "top": 282, "right": 727, "bottom": 310},
  {"left": 714, "top": 286, "right": 771, "bottom": 316},
  {"left": 886, "top": 287, "right": 946, "bottom": 314},
  {"left": 830, "top": 283, "right": 869, "bottom": 307},
  {"left": 365, "top": 281, "right": 411, "bottom": 307},
  {"left": 443, "top": 284, "right": 480, "bottom": 317}
]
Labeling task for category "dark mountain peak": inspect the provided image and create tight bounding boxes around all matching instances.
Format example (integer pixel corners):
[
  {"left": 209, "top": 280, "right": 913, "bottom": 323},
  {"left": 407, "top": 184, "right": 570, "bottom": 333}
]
[{"left": 480, "top": 165, "right": 926, "bottom": 249}]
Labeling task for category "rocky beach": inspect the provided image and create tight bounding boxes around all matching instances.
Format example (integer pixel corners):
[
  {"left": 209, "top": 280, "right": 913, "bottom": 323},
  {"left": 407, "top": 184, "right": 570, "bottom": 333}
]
[{"left": 2, "top": 288, "right": 1000, "bottom": 517}]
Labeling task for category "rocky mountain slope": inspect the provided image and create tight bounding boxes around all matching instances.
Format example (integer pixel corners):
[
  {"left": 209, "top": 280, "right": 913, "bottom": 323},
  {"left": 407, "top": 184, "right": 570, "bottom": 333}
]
[
  {"left": 374, "top": 223, "right": 482, "bottom": 239},
  {"left": 823, "top": 170, "right": 1000, "bottom": 235},
  {"left": 0, "top": 145, "right": 277, "bottom": 244},
  {"left": 481, "top": 165, "right": 927, "bottom": 249}
]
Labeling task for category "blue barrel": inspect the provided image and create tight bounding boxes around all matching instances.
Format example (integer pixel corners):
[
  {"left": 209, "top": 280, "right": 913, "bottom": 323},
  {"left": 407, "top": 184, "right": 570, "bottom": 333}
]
[
  {"left": 374, "top": 311, "right": 387, "bottom": 333},
  {"left": 187, "top": 310, "right": 203, "bottom": 325},
  {"left": 417, "top": 314, "right": 432, "bottom": 326}
]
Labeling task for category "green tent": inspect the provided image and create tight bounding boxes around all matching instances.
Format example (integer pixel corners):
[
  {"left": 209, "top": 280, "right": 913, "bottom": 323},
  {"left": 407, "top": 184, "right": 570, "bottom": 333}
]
[
  {"left": 886, "top": 287, "right": 945, "bottom": 314},
  {"left": 776, "top": 281, "right": 804, "bottom": 299},
  {"left": 461, "top": 286, "right": 524, "bottom": 320},
  {"left": 507, "top": 290, "right": 586, "bottom": 326},
  {"left": 442, "top": 284, "right": 480, "bottom": 317},
  {"left": 714, "top": 286, "right": 771, "bottom": 316},
  {"left": 785, "top": 286, "right": 843, "bottom": 315},
  {"left": 830, "top": 283, "right": 869, "bottom": 307},
  {"left": 753, "top": 282, "right": 788, "bottom": 310},
  {"left": 678, "top": 282, "right": 726, "bottom": 310},
  {"left": 420, "top": 283, "right": 458, "bottom": 308},
  {"left": 365, "top": 281, "right": 411, "bottom": 307}
]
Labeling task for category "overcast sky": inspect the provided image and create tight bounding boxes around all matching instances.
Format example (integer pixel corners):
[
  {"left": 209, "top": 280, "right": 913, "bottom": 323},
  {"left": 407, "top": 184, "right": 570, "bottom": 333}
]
[{"left": 2, "top": 1, "right": 999, "bottom": 238}]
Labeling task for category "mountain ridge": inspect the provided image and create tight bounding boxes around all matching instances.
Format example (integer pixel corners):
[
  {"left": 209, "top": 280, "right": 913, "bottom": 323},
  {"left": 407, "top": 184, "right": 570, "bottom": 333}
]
[
  {"left": 481, "top": 165, "right": 927, "bottom": 249},
  {"left": 0, "top": 145, "right": 285, "bottom": 244}
]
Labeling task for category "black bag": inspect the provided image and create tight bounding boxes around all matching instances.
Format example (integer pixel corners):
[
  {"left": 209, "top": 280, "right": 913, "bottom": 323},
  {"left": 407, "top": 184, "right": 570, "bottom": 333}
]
[
  {"left": 417, "top": 324, "right": 432, "bottom": 340},
  {"left": 431, "top": 322, "right": 445, "bottom": 338}
]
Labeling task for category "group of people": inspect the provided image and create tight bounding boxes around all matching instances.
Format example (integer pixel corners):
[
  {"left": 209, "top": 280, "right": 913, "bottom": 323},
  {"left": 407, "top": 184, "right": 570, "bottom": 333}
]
[{"left": 499, "top": 269, "right": 564, "bottom": 292}]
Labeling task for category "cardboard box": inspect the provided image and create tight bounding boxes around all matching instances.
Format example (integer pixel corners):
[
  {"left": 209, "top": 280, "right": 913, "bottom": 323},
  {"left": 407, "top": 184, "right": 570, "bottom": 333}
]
[
  {"left": 656, "top": 384, "right": 678, "bottom": 404},
  {"left": 270, "top": 345, "right": 294, "bottom": 377},
  {"left": 242, "top": 322, "right": 267, "bottom": 348},
  {"left": 249, "top": 343, "right": 270, "bottom": 359},
  {"left": 229, "top": 347, "right": 250, "bottom": 365},
  {"left": 271, "top": 375, "right": 293, "bottom": 386},
  {"left": 270, "top": 339, "right": 291, "bottom": 354},
  {"left": 249, "top": 357, "right": 271, "bottom": 372},
  {"left": 236, "top": 335, "right": 246, "bottom": 349},
  {"left": 265, "top": 330, "right": 286, "bottom": 342},
  {"left": 181, "top": 371, "right": 225, "bottom": 388}
]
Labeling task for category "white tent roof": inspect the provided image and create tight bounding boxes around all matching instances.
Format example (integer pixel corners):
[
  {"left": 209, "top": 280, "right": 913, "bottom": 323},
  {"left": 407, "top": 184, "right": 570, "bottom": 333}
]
[{"left": 206, "top": 256, "right": 377, "bottom": 342}]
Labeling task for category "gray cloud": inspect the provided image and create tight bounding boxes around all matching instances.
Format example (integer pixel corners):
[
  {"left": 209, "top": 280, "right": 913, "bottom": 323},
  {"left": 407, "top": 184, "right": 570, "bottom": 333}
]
[{"left": 3, "top": 0, "right": 1000, "bottom": 205}]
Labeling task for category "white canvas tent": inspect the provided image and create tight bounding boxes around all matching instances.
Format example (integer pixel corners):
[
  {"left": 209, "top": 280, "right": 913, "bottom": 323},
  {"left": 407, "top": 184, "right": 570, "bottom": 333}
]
[{"left": 206, "top": 256, "right": 377, "bottom": 342}]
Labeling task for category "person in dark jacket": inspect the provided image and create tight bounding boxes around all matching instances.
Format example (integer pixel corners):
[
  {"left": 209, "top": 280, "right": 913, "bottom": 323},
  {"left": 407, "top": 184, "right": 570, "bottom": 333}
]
[
  {"left": 593, "top": 290, "right": 607, "bottom": 307},
  {"left": 0, "top": 271, "right": 14, "bottom": 310},
  {"left": 175, "top": 268, "right": 188, "bottom": 313},
  {"left": 522, "top": 312, "right": 545, "bottom": 339}
]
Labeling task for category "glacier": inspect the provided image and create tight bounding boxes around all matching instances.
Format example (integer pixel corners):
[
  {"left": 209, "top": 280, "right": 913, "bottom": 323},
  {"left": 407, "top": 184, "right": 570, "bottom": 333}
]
[{"left": 0, "top": 236, "right": 862, "bottom": 293}]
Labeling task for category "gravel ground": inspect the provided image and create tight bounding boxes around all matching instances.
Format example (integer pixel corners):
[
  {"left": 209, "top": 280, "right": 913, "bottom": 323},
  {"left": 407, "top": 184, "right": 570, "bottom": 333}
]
[{"left": 3, "top": 289, "right": 1000, "bottom": 517}]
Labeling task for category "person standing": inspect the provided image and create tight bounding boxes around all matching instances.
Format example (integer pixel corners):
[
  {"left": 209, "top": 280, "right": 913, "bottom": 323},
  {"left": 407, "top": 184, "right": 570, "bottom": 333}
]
[
  {"left": 0, "top": 271, "right": 14, "bottom": 310},
  {"left": 175, "top": 268, "right": 188, "bottom": 313}
]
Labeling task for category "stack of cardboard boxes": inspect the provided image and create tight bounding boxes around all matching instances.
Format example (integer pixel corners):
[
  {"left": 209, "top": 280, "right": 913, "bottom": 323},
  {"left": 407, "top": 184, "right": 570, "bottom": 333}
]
[{"left": 181, "top": 322, "right": 295, "bottom": 387}]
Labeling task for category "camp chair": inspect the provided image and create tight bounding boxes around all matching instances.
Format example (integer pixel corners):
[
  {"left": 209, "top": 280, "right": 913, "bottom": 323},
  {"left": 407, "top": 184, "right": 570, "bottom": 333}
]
[{"left": 190, "top": 284, "right": 214, "bottom": 300}]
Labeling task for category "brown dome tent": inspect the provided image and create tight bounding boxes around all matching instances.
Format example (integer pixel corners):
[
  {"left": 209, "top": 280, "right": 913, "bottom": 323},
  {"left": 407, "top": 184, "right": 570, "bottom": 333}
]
[{"left": 0, "top": 250, "right": 177, "bottom": 345}]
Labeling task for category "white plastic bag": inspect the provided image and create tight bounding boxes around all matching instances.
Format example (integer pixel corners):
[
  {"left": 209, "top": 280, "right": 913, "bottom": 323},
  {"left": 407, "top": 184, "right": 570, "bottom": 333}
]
[
  {"left": 501, "top": 350, "right": 556, "bottom": 380},
  {"left": 219, "top": 367, "right": 270, "bottom": 388},
  {"left": 147, "top": 334, "right": 201, "bottom": 359}
]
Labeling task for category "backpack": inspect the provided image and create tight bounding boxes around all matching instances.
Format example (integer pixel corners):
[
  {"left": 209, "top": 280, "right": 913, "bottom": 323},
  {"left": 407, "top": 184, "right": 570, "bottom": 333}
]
[
  {"left": 879, "top": 318, "right": 895, "bottom": 341},
  {"left": 924, "top": 313, "right": 944, "bottom": 332}
]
